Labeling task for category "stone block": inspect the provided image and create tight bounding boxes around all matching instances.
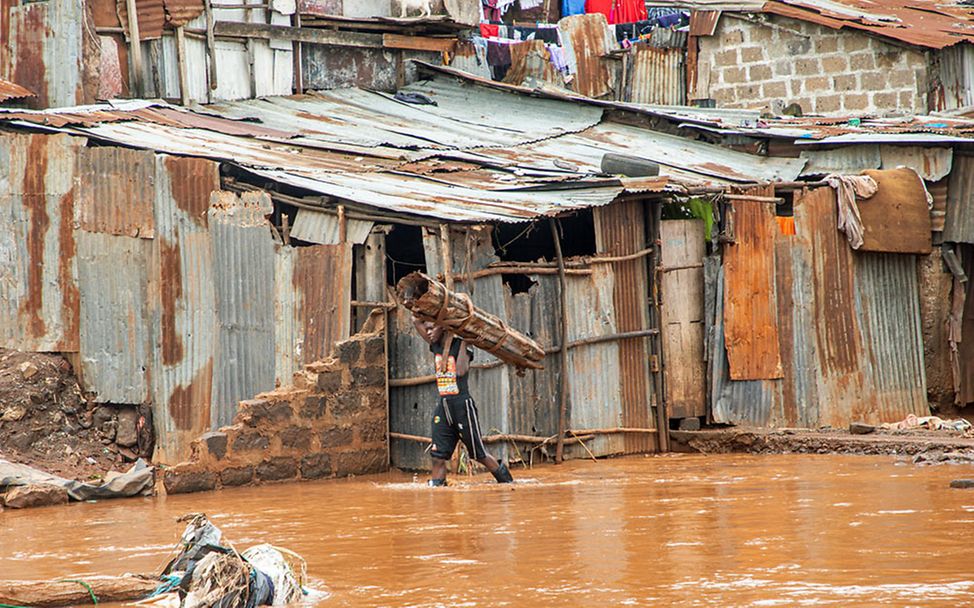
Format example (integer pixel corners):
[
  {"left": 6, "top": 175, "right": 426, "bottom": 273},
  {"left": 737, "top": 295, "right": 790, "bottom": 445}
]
[
  {"left": 678, "top": 417, "right": 701, "bottom": 431},
  {"left": 300, "top": 453, "right": 332, "bottom": 479},
  {"left": 950, "top": 479, "right": 974, "bottom": 489},
  {"left": 164, "top": 468, "right": 217, "bottom": 495},
  {"left": 317, "top": 370, "right": 343, "bottom": 393},
  {"left": 761, "top": 81, "right": 787, "bottom": 98},
  {"left": 336, "top": 340, "right": 362, "bottom": 365},
  {"left": 2, "top": 484, "right": 69, "bottom": 508},
  {"left": 786, "top": 38, "right": 812, "bottom": 56},
  {"left": 740, "top": 46, "right": 764, "bottom": 62},
  {"left": 115, "top": 407, "right": 139, "bottom": 448},
  {"left": 795, "top": 58, "right": 819, "bottom": 75},
  {"left": 849, "top": 422, "right": 876, "bottom": 435},
  {"left": 749, "top": 25, "right": 773, "bottom": 43},
  {"left": 714, "top": 48, "right": 739, "bottom": 68},
  {"left": 860, "top": 71, "right": 886, "bottom": 90},
  {"left": 849, "top": 51, "right": 875, "bottom": 70},
  {"left": 842, "top": 34, "right": 870, "bottom": 52},
  {"left": 221, "top": 466, "right": 254, "bottom": 487},
  {"left": 843, "top": 93, "right": 869, "bottom": 111},
  {"left": 351, "top": 366, "right": 385, "bottom": 387},
  {"left": 772, "top": 61, "right": 793, "bottom": 77},
  {"left": 820, "top": 55, "right": 848, "bottom": 73},
  {"left": 871, "top": 91, "right": 897, "bottom": 109},
  {"left": 804, "top": 76, "right": 829, "bottom": 92},
  {"left": 320, "top": 425, "right": 355, "bottom": 448},
  {"left": 832, "top": 74, "right": 856, "bottom": 91},
  {"left": 747, "top": 64, "right": 772, "bottom": 81},
  {"left": 332, "top": 390, "right": 362, "bottom": 417},
  {"left": 359, "top": 419, "right": 387, "bottom": 444},
  {"left": 889, "top": 69, "right": 915, "bottom": 88},
  {"left": 232, "top": 431, "right": 269, "bottom": 452},
  {"left": 281, "top": 426, "right": 312, "bottom": 450},
  {"left": 815, "top": 95, "right": 841, "bottom": 113},
  {"left": 898, "top": 90, "right": 916, "bottom": 108},
  {"left": 721, "top": 66, "right": 745, "bottom": 85},
  {"left": 362, "top": 336, "right": 385, "bottom": 364},
  {"left": 200, "top": 431, "right": 228, "bottom": 460},
  {"left": 256, "top": 457, "right": 298, "bottom": 482},
  {"left": 301, "top": 395, "right": 326, "bottom": 419},
  {"left": 814, "top": 36, "right": 838, "bottom": 53},
  {"left": 336, "top": 448, "right": 387, "bottom": 477},
  {"left": 719, "top": 29, "right": 744, "bottom": 46}
]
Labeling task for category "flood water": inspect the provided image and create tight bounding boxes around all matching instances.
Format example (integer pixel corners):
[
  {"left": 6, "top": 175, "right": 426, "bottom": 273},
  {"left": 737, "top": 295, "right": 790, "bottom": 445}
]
[{"left": 4, "top": 453, "right": 974, "bottom": 607}]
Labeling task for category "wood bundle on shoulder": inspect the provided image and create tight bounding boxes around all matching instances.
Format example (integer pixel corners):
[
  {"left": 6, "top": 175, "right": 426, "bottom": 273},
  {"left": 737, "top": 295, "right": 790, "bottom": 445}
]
[{"left": 397, "top": 272, "right": 545, "bottom": 371}]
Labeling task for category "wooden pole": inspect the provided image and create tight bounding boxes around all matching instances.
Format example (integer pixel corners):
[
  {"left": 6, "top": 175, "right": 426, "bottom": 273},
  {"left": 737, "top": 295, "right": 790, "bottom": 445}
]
[
  {"left": 293, "top": 12, "right": 304, "bottom": 94},
  {"left": 0, "top": 575, "right": 158, "bottom": 608},
  {"left": 175, "top": 26, "right": 190, "bottom": 105},
  {"left": 338, "top": 205, "right": 347, "bottom": 244},
  {"left": 550, "top": 218, "right": 571, "bottom": 464},
  {"left": 124, "top": 0, "right": 143, "bottom": 96},
  {"left": 203, "top": 0, "right": 219, "bottom": 96},
  {"left": 650, "top": 202, "right": 670, "bottom": 452}
]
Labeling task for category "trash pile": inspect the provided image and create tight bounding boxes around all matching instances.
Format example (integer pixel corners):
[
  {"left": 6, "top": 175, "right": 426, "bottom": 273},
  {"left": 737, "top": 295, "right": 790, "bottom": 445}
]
[{"left": 138, "top": 514, "right": 307, "bottom": 608}]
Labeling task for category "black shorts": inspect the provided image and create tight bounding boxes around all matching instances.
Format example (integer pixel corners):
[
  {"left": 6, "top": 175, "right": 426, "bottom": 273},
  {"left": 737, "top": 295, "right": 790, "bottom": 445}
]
[{"left": 430, "top": 395, "right": 488, "bottom": 461}]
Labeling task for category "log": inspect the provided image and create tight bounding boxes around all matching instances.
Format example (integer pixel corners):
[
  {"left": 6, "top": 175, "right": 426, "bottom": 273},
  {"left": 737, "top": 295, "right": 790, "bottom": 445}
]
[
  {"left": 0, "top": 575, "right": 159, "bottom": 608},
  {"left": 397, "top": 272, "right": 545, "bottom": 370}
]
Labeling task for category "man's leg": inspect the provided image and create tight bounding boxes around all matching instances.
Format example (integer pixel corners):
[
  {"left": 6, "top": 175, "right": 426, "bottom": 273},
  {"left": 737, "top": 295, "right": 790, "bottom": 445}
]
[
  {"left": 430, "top": 457, "right": 449, "bottom": 486},
  {"left": 462, "top": 397, "right": 514, "bottom": 483},
  {"left": 430, "top": 399, "right": 457, "bottom": 487}
]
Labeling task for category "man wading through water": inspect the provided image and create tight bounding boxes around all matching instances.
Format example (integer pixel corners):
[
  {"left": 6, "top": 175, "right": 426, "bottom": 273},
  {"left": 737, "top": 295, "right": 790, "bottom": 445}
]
[{"left": 412, "top": 314, "right": 514, "bottom": 487}]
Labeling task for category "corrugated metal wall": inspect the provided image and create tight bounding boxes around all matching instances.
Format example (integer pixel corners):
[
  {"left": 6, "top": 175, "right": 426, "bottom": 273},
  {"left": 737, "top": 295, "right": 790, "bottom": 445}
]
[
  {"left": 946, "top": 154, "right": 974, "bottom": 245},
  {"left": 937, "top": 44, "right": 974, "bottom": 112},
  {"left": 625, "top": 46, "right": 686, "bottom": 105}
]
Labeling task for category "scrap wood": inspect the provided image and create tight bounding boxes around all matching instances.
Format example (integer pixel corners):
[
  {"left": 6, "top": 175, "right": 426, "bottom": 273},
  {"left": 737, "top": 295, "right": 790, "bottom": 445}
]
[
  {"left": 0, "top": 575, "right": 159, "bottom": 608},
  {"left": 397, "top": 272, "right": 544, "bottom": 370}
]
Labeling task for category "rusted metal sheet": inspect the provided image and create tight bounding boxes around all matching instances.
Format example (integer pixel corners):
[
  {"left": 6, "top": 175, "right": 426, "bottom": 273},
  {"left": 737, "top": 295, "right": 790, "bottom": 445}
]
[
  {"left": 936, "top": 44, "right": 974, "bottom": 112},
  {"left": 689, "top": 9, "right": 720, "bottom": 36},
  {"left": 946, "top": 155, "right": 974, "bottom": 244},
  {"left": 388, "top": 305, "right": 437, "bottom": 470},
  {"left": 502, "top": 40, "right": 558, "bottom": 88},
  {"left": 77, "top": 231, "right": 153, "bottom": 404},
  {"left": 209, "top": 191, "right": 276, "bottom": 427},
  {"left": 956, "top": 246, "right": 974, "bottom": 405},
  {"left": 77, "top": 147, "right": 157, "bottom": 238},
  {"left": 595, "top": 201, "right": 655, "bottom": 453},
  {"left": 295, "top": 243, "right": 352, "bottom": 363},
  {"left": 150, "top": 155, "right": 218, "bottom": 464},
  {"left": 879, "top": 146, "right": 952, "bottom": 182},
  {"left": 163, "top": 0, "right": 204, "bottom": 26},
  {"left": 559, "top": 13, "right": 617, "bottom": 99},
  {"left": 853, "top": 252, "right": 928, "bottom": 422},
  {"left": 0, "top": 79, "right": 34, "bottom": 102},
  {"left": 116, "top": 0, "right": 166, "bottom": 40},
  {"left": 290, "top": 208, "right": 373, "bottom": 245},
  {"left": 928, "top": 178, "right": 947, "bottom": 234},
  {"left": 858, "top": 168, "right": 932, "bottom": 254},
  {"left": 799, "top": 145, "right": 881, "bottom": 177},
  {"left": 626, "top": 46, "right": 685, "bottom": 105},
  {"left": 660, "top": 220, "right": 706, "bottom": 420},
  {"left": 722, "top": 187, "right": 783, "bottom": 380},
  {"left": 449, "top": 40, "right": 491, "bottom": 80},
  {"left": 6, "top": 0, "right": 85, "bottom": 109},
  {"left": 0, "top": 133, "right": 82, "bottom": 353}
]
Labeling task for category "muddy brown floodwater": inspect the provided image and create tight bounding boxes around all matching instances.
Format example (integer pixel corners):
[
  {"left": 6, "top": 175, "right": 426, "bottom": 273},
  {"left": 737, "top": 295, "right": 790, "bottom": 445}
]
[{"left": 4, "top": 454, "right": 974, "bottom": 607}]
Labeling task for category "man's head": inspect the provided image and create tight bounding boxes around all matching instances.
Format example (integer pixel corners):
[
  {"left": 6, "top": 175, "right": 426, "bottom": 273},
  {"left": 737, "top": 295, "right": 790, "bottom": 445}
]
[{"left": 415, "top": 316, "right": 443, "bottom": 343}]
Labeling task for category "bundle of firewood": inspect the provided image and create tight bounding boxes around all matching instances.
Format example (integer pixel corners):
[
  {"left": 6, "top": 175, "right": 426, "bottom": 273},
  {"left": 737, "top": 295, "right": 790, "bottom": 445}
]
[{"left": 397, "top": 272, "right": 545, "bottom": 371}]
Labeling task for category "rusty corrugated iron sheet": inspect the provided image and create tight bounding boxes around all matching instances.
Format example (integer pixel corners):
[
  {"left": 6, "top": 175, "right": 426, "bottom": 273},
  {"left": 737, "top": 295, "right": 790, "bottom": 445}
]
[
  {"left": 689, "top": 9, "right": 721, "bottom": 35},
  {"left": 722, "top": 186, "right": 783, "bottom": 380},
  {"left": 6, "top": 0, "right": 85, "bottom": 109},
  {"left": 595, "top": 201, "right": 656, "bottom": 453},
  {"left": 502, "top": 40, "right": 559, "bottom": 88},
  {"left": 559, "top": 13, "right": 617, "bottom": 99},
  {"left": 0, "top": 79, "right": 34, "bottom": 102},
  {"left": 77, "top": 146, "right": 157, "bottom": 238},
  {"left": 946, "top": 155, "right": 974, "bottom": 244},
  {"left": 116, "top": 0, "right": 165, "bottom": 40},
  {"left": 626, "top": 46, "right": 685, "bottom": 106},
  {"left": 151, "top": 155, "right": 218, "bottom": 464},
  {"left": 936, "top": 44, "right": 974, "bottom": 112},
  {"left": 208, "top": 190, "right": 276, "bottom": 428},
  {"left": 928, "top": 178, "right": 947, "bottom": 234},
  {"left": 878, "top": 146, "right": 952, "bottom": 182},
  {"left": 762, "top": 0, "right": 974, "bottom": 49},
  {"left": 163, "top": 0, "right": 204, "bottom": 26},
  {"left": 295, "top": 244, "right": 351, "bottom": 364},
  {"left": 0, "top": 133, "right": 82, "bottom": 353}
]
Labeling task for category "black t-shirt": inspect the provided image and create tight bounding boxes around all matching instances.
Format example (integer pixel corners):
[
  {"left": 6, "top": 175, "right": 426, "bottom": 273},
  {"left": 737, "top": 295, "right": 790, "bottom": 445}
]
[{"left": 430, "top": 337, "right": 473, "bottom": 397}]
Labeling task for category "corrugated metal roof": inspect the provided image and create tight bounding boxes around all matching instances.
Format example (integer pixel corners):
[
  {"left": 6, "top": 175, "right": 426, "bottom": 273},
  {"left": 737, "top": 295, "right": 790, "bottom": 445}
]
[
  {"left": 289, "top": 208, "right": 373, "bottom": 245},
  {"left": 0, "top": 79, "right": 34, "bottom": 102}
]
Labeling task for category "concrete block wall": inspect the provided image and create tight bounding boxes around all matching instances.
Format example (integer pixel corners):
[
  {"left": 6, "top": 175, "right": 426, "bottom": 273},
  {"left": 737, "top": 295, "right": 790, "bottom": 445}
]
[
  {"left": 163, "top": 320, "right": 388, "bottom": 494},
  {"left": 695, "top": 15, "right": 932, "bottom": 115}
]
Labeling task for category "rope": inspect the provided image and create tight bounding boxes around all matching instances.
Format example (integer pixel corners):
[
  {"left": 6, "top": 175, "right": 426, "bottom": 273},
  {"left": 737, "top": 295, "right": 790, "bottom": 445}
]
[{"left": 56, "top": 580, "right": 98, "bottom": 605}]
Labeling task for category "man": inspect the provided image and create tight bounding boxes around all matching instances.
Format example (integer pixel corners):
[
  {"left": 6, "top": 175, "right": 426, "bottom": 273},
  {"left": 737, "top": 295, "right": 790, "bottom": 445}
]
[{"left": 412, "top": 314, "right": 514, "bottom": 486}]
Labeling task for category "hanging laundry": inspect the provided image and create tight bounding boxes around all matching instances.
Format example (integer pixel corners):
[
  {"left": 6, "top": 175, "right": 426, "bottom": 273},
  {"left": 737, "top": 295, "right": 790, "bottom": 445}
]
[
  {"left": 613, "top": 0, "right": 646, "bottom": 24},
  {"left": 487, "top": 40, "right": 513, "bottom": 80},
  {"left": 585, "top": 0, "right": 614, "bottom": 22},
  {"left": 826, "top": 174, "right": 878, "bottom": 249},
  {"left": 562, "top": 0, "right": 585, "bottom": 16},
  {"left": 480, "top": 23, "right": 500, "bottom": 37},
  {"left": 518, "top": 0, "right": 542, "bottom": 8}
]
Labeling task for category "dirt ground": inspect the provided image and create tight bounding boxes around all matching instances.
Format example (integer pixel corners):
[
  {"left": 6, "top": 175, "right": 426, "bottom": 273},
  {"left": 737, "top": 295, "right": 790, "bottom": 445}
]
[{"left": 0, "top": 348, "right": 131, "bottom": 481}]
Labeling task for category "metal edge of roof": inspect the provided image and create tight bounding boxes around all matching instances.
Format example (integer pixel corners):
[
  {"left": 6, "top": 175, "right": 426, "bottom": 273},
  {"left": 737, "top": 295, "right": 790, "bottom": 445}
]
[
  {"left": 794, "top": 133, "right": 974, "bottom": 145},
  {"left": 0, "top": 80, "right": 35, "bottom": 102}
]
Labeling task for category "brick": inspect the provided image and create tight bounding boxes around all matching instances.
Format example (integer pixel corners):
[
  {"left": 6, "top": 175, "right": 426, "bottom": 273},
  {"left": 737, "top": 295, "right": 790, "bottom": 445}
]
[
  {"left": 714, "top": 87, "right": 737, "bottom": 104},
  {"left": 240, "top": 399, "right": 292, "bottom": 427},
  {"left": 795, "top": 58, "right": 819, "bottom": 75},
  {"left": 832, "top": 74, "right": 856, "bottom": 91},
  {"left": 200, "top": 431, "right": 228, "bottom": 460},
  {"left": 335, "top": 448, "right": 387, "bottom": 477},
  {"left": 721, "top": 66, "right": 745, "bottom": 85},
  {"left": 815, "top": 95, "right": 841, "bottom": 113},
  {"left": 750, "top": 26, "right": 773, "bottom": 43},
  {"left": 281, "top": 426, "right": 312, "bottom": 450},
  {"left": 164, "top": 468, "right": 217, "bottom": 495},
  {"left": 898, "top": 90, "right": 916, "bottom": 108},
  {"left": 788, "top": 79, "right": 803, "bottom": 96},
  {"left": 359, "top": 419, "right": 387, "bottom": 443},
  {"left": 804, "top": 76, "right": 830, "bottom": 92},
  {"left": 820, "top": 55, "right": 848, "bottom": 73},
  {"left": 875, "top": 50, "right": 900, "bottom": 70},
  {"left": 300, "top": 453, "right": 332, "bottom": 479},
  {"left": 256, "top": 457, "right": 298, "bottom": 481},
  {"left": 232, "top": 431, "right": 269, "bottom": 452},
  {"left": 714, "top": 48, "right": 739, "bottom": 67},
  {"left": 849, "top": 51, "right": 875, "bottom": 70},
  {"left": 872, "top": 91, "right": 898, "bottom": 109},
  {"left": 331, "top": 389, "right": 360, "bottom": 417},
  {"left": 336, "top": 340, "right": 362, "bottom": 365},
  {"left": 317, "top": 370, "right": 343, "bottom": 393},
  {"left": 843, "top": 93, "right": 869, "bottom": 111},
  {"left": 889, "top": 69, "right": 915, "bottom": 88},
  {"left": 786, "top": 38, "right": 812, "bottom": 56},
  {"left": 748, "top": 64, "right": 772, "bottom": 81},
  {"left": 740, "top": 46, "right": 764, "bottom": 62},
  {"left": 842, "top": 35, "right": 870, "bottom": 52},
  {"left": 719, "top": 29, "right": 744, "bottom": 45},
  {"left": 761, "top": 81, "right": 787, "bottom": 98},
  {"left": 220, "top": 466, "right": 254, "bottom": 487},
  {"left": 362, "top": 336, "right": 384, "bottom": 363},
  {"left": 814, "top": 36, "right": 838, "bottom": 53},
  {"left": 301, "top": 395, "right": 326, "bottom": 419},
  {"left": 320, "top": 425, "right": 355, "bottom": 448},
  {"left": 735, "top": 84, "right": 760, "bottom": 101},
  {"left": 352, "top": 366, "right": 385, "bottom": 387},
  {"left": 772, "top": 61, "right": 793, "bottom": 77},
  {"left": 860, "top": 71, "right": 886, "bottom": 90}
]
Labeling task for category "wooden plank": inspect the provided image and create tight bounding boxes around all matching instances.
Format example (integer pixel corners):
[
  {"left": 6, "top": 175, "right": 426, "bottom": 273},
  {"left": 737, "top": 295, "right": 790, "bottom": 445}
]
[
  {"left": 722, "top": 186, "right": 784, "bottom": 380},
  {"left": 660, "top": 219, "right": 706, "bottom": 418},
  {"left": 858, "top": 167, "right": 933, "bottom": 254},
  {"left": 214, "top": 20, "right": 383, "bottom": 46},
  {"left": 383, "top": 33, "right": 456, "bottom": 52}
]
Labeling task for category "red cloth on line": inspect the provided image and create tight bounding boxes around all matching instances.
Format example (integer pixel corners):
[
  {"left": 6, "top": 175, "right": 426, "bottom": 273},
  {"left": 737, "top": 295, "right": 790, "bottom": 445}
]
[
  {"left": 480, "top": 23, "right": 500, "bottom": 37},
  {"left": 585, "top": 0, "right": 614, "bottom": 22},
  {"left": 613, "top": 0, "right": 646, "bottom": 23}
]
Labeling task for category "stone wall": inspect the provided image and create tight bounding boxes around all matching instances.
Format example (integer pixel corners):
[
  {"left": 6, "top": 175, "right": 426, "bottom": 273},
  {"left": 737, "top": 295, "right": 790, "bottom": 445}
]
[
  {"left": 163, "top": 316, "right": 388, "bottom": 494},
  {"left": 694, "top": 14, "right": 932, "bottom": 115}
]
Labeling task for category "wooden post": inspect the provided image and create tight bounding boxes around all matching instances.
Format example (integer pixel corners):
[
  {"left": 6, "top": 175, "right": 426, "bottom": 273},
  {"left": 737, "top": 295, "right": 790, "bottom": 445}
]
[
  {"left": 293, "top": 12, "right": 304, "bottom": 94},
  {"left": 203, "top": 0, "right": 219, "bottom": 96},
  {"left": 125, "top": 0, "right": 143, "bottom": 96},
  {"left": 550, "top": 218, "right": 572, "bottom": 464},
  {"left": 175, "top": 26, "right": 190, "bottom": 105},
  {"left": 649, "top": 202, "right": 670, "bottom": 452},
  {"left": 338, "top": 205, "right": 347, "bottom": 244},
  {"left": 438, "top": 224, "right": 462, "bottom": 473}
]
